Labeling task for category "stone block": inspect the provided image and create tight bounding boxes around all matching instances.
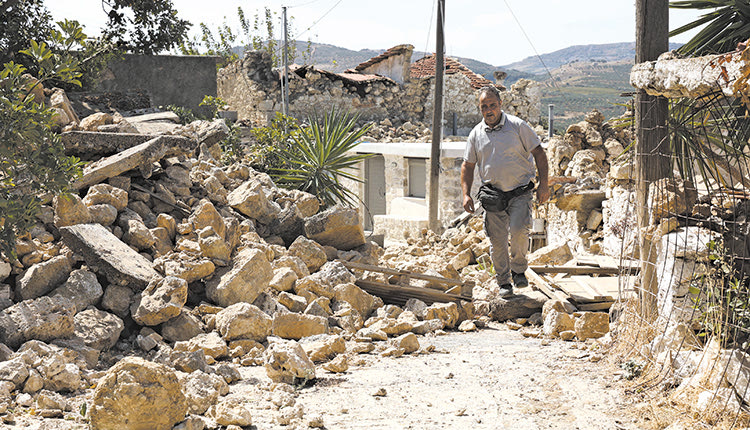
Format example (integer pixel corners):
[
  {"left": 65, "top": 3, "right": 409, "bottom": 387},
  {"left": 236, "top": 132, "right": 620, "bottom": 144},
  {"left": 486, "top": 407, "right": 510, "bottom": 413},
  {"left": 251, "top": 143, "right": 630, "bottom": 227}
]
[
  {"left": 206, "top": 247, "right": 272, "bottom": 307},
  {"left": 0, "top": 296, "right": 76, "bottom": 348},
  {"left": 16, "top": 255, "right": 72, "bottom": 301},
  {"left": 61, "top": 223, "right": 161, "bottom": 290},
  {"left": 304, "top": 205, "right": 365, "bottom": 250}
]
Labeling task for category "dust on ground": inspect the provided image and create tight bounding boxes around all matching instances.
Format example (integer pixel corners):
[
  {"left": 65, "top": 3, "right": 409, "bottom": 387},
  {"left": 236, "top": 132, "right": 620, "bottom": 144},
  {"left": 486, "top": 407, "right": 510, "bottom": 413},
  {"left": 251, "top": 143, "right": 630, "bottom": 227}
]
[{"left": 232, "top": 322, "right": 654, "bottom": 430}]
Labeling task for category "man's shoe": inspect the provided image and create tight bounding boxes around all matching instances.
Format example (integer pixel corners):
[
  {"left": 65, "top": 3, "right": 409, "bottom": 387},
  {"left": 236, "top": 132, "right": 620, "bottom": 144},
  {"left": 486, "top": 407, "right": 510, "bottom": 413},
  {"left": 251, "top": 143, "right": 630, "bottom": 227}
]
[
  {"left": 512, "top": 271, "right": 528, "bottom": 288},
  {"left": 498, "top": 284, "right": 514, "bottom": 298}
]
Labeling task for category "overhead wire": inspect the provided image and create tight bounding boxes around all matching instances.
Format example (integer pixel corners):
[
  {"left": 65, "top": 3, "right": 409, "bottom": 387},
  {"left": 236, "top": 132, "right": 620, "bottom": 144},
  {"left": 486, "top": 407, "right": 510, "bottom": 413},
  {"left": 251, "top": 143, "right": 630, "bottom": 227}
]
[
  {"left": 293, "top": 0, "right": 345, "bottom": 39},
  {"left": 502, "top": 0, "right": 570, "bottom": 106},
  {"left": 423, "top": 0, "right": 437, "bottom": 56}
]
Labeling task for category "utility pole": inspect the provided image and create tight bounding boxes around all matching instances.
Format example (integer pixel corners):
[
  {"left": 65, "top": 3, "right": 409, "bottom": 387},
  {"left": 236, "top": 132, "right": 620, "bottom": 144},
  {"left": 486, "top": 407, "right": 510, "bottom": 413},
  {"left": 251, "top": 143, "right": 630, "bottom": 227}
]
[
  {"left": 635, "top": 0, "right": 669, "bottom": 321},
  {"left": 428, "top": 0, "right": 445, "bottom": 233},
  {"left": 282, "top": 6, "right": 289, "bottom": 117},
  {"left": 547, "top": 104, "right": 554, "bottom": 139}
]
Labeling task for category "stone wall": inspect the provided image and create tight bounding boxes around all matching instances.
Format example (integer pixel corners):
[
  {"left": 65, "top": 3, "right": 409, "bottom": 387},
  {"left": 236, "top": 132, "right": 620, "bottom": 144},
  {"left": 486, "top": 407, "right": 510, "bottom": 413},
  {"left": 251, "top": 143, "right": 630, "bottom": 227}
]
[
  {"left": 96, "top": 54, "right": 222, "bottom": 113},
  {"left": 217, "top": 51, "right": 540, "bottom": 134}
]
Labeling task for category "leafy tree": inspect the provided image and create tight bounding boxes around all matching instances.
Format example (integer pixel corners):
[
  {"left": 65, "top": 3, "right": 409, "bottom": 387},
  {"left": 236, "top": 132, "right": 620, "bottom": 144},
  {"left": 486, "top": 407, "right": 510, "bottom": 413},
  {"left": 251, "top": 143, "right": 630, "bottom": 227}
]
[
  {"left": 0, "top": 21, "right": 85, "bottom": 259},
  {"left": 101, "top": 0, "right": 191, "bottom": 54},
  {"left": 670, "top": 0, "right": 750, "bottom": 56},
  {"left": 180, "top": 6, "right": 310, "bottom": 68},
  {"left": 272, "top": 109, "right": 372, "bottom": 208},
  {"left": 0, "top": 0, "right": 55, "bottom": 70}
]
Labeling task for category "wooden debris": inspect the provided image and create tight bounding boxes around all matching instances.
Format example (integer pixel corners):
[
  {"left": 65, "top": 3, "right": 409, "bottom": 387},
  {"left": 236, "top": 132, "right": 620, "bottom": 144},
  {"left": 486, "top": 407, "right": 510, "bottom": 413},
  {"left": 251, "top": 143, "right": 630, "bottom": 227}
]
[{"left": 337, "top": 260, "right": 473, "bottom": 306}]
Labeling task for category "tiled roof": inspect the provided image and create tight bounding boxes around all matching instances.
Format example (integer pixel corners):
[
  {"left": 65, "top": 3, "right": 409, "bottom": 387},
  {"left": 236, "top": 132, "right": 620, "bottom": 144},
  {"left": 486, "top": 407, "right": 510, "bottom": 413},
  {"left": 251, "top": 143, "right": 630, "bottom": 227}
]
[
  {"left": 292, "top": 65, "right": 393, "bottom": 85},
  {"left": 355, "top": 44, "right": 414, "bottom": 72},
  {"left": 410, "top": 55, "right": 494, "bottom": 89}
]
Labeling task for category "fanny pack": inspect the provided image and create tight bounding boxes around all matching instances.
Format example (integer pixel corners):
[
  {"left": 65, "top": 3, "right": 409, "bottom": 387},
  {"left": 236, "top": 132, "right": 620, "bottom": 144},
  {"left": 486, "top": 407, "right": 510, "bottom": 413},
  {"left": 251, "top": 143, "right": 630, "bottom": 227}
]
[{"left": 477, "top": 182, "right": 534, "bottom": 212}]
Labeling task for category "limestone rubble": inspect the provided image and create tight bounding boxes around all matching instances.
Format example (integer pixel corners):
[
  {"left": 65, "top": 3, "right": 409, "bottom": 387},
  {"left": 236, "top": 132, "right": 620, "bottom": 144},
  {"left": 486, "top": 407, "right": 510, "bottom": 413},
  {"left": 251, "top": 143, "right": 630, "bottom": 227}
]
[{"left": 0, "top": 95, "right": 633, "bottom": 428}]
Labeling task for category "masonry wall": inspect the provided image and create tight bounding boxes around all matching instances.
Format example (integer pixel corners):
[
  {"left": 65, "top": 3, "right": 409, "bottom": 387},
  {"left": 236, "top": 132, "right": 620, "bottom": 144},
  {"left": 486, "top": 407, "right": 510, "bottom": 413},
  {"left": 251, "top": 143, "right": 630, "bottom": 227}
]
[
  {"left": 217, "top": 51, "right": 541, "bottom": 132},
  {"left": 96, "top": 54, "right": 221, "bottom": 113}
]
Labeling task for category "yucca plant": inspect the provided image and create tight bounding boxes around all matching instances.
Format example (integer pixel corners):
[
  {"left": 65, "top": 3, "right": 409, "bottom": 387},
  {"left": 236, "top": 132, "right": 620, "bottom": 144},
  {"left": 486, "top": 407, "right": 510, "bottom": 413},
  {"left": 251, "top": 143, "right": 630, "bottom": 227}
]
[
  {"left": 272, "top": 108, "right": 372, "bottom": 208},
  {"left": 670, "top": 0, "right": 750, "bottom": 56}
]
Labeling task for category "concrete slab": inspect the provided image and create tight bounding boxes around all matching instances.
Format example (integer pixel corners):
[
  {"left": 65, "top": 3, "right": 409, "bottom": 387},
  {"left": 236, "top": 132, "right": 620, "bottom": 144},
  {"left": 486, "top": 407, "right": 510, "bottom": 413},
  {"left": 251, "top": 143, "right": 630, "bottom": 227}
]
[{"left": 60, "top": 223, "right": 161, "bottom": 291}]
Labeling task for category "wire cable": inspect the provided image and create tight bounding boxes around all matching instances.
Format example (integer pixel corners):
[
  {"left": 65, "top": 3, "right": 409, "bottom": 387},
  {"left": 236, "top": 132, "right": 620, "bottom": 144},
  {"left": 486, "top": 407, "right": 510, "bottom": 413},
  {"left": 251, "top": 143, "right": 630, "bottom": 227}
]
[
  {"left": 423, "top": 0, "right": 437, "bottom": 56},
  {"left": 294, "top": 0, "right": 345, "bottom": 39},
  {"left": 502, "top": 0, "right": 569, "bottom": 105},
  {"left": 284, "top": 0, "right": 325, "bottom": 8}
]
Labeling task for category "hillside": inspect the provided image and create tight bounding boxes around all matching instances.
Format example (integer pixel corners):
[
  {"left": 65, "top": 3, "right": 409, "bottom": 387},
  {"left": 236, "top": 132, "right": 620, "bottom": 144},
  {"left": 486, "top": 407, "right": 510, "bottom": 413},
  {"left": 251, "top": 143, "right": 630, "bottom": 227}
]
[{"left": 254, "top": 40, "right": 673, "bottom": 131}]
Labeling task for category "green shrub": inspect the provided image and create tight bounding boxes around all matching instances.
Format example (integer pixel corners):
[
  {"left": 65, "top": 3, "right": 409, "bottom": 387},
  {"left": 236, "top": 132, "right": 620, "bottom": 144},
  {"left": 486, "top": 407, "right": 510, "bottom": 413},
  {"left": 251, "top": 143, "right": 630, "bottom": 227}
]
[
  {"left": 0, "top": 21, "right": 85, "bottom": 259},
  {"left": 271, "top": 109, "right": 372, "bottom": 208},
  {"left": 247, "top": 112, "right": 303, "bottom": 174}
]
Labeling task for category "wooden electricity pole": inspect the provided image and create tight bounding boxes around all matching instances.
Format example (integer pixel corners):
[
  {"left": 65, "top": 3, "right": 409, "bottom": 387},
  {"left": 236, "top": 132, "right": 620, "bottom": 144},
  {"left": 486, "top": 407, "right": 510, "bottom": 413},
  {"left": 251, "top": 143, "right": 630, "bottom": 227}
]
[
  {"left": 635, "top": 0, "right": 670, "bottom": 321},
  {"left": 429, "top": 0, "right": 445, "bottom": 233},
  {"left": 282, "top": 6, "right": 289, "bottom": 118}
]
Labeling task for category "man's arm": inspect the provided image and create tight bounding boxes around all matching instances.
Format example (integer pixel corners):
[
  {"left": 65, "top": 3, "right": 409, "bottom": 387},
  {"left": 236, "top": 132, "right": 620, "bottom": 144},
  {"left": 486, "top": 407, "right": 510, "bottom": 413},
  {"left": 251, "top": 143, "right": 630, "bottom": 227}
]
[
  {"left": 461, "top": 161, "right": 476, "bottom": 213},
  {"left": 531, "top": 145, "right": 549, "bottom": 203}
]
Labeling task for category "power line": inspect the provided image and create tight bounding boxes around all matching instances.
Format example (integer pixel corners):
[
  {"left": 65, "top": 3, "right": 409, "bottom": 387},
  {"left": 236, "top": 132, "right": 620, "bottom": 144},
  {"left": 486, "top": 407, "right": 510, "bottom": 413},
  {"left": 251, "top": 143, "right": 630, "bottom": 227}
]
[
  {"left": 294, "top": 0, "right": 345, "bottom": 39},
  {"left": 423, "top": 0, "right": 437, "bottom": 55},
  {"left": 285, "top": 0, "right": 325, "bottom": 8},
  {"left": 502, "top": 0, "right": 569, "bottom": 105}
]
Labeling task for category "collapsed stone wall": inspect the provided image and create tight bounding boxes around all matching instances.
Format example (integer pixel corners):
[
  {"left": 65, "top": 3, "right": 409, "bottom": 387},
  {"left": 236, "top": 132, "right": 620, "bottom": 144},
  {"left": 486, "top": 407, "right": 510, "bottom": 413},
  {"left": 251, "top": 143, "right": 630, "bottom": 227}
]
[{"left": 218, "top": 51, "right": 541, "bottom": 134}]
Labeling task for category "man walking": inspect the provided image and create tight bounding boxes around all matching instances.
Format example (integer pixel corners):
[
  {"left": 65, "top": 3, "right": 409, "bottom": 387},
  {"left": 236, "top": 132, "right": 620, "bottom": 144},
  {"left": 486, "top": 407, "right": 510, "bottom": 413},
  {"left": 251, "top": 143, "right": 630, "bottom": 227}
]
[{"left": 461, "top": 85, "right": 549, "bottom": 297}]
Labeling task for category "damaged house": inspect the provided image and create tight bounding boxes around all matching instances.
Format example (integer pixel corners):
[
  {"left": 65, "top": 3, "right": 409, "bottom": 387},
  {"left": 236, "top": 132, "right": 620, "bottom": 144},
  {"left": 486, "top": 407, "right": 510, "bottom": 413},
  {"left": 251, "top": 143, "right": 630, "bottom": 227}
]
[{"left": 218, "top": 45, "right": 542, "bottom": 242}]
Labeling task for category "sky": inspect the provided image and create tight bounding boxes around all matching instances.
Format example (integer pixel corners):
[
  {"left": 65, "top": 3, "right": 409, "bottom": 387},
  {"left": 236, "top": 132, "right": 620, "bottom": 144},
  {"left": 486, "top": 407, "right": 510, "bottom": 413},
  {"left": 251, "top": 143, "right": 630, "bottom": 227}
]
[{"left": 45, "top": 0, "right": 706, "bottom": 67}]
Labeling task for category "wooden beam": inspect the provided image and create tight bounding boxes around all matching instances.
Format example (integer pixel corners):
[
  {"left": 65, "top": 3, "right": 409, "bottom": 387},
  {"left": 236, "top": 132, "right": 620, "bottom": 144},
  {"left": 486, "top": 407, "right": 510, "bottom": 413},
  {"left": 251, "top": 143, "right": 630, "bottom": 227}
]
[{"left": 525, "top": 268, "right": 569, "bottom": 303}]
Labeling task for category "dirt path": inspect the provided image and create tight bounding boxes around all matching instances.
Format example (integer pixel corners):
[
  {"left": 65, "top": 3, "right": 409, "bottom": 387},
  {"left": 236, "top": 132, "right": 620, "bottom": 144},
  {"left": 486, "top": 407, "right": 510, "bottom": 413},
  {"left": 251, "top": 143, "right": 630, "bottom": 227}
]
[{"left": 234, "top": 322, "right": 646, "bottom": 430}]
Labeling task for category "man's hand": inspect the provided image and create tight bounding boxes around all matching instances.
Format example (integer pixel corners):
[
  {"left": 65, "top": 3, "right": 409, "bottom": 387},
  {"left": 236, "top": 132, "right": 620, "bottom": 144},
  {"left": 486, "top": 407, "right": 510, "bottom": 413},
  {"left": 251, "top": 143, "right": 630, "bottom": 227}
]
[
  {"left": 463, "top": 194, "right": 475, "bottom": 213},
  {"left": 536, "top": 182, "right": 550, "bottom": 203}
]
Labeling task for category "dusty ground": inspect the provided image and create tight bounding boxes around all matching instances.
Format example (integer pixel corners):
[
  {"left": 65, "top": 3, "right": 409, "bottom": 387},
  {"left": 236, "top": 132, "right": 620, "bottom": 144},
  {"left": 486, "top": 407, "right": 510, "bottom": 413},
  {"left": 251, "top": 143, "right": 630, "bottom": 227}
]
[
  {"left": 4, "top": 322, "right": 659, "bottom": 430},
  {"left": 233, "top": 322, "right": 651, "bottom": 430}
]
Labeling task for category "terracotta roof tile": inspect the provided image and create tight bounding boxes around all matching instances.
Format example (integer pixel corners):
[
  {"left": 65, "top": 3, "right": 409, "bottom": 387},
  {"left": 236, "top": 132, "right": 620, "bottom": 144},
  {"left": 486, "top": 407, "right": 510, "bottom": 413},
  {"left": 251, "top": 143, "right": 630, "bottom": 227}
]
[
  {"left": 355, "top": 44, "right": 414, "bottom": 72},
  {"left": 410, "top": 55, "right": 495, "bottom": 89}
]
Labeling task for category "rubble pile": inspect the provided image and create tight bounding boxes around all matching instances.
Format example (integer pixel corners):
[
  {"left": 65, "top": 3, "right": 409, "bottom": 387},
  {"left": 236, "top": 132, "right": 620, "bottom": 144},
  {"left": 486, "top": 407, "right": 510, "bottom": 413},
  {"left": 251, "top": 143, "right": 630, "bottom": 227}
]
[
  {"left": 1, "top": 85, "right": 617, "bottom": 429},
  {"left": 362, "top": 118, "right": 432, "bottom": 142},
  {"left": 545, "top": 108, "right": 635, "bottom": 254},
  {"left": 0, "top": 95, "right": 491, "bottom": 430}
]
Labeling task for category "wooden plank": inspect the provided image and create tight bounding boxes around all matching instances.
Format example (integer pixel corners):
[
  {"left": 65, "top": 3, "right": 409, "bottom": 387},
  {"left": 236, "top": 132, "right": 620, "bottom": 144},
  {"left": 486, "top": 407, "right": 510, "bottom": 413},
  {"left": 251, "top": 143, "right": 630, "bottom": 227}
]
[
  {"left": 354, "top": 279, "right": 469, "bottom": 306},
  {"left": 340, "top": 260, "right": 469, "bottom": 288},
  {"left": 593, "top": 255, "right": 619, "bottom": 270},
  {"left": 570, "top": 276, "right": 613, "bottom": 301},
  {"left": 529, "top": 266, "right": 621, "bottom": 275},
  {"left": 526, "top": 269, "right": 569, "bottom": 302},
  {"left": 576, "top": 301, "right": 615, "bottom": 311},
  {"left": 555, "top": 279, "right": 596, "bottom": 303}
]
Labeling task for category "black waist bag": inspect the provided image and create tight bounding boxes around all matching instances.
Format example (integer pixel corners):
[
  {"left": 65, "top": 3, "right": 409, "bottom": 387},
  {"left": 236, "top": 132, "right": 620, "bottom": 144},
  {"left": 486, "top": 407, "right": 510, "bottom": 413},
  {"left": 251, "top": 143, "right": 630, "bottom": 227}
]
[{"left": 477, "top": 182, "right": 534, "bottom": 212}]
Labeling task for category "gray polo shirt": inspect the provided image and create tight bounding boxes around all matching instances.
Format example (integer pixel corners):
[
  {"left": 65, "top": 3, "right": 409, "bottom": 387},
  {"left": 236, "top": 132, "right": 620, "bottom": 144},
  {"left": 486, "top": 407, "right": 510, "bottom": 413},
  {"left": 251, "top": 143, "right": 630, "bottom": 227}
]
[{"left": 463, "top": 112, "right": 541, "bottom": 192}]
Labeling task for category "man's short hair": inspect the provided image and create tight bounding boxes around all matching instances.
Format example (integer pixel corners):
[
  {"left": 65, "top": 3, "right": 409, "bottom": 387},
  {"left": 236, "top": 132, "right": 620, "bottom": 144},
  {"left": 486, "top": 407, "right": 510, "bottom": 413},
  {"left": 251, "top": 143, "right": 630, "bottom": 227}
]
[{"left": 479, "top": 85, "right": 501, "bottom": 102}]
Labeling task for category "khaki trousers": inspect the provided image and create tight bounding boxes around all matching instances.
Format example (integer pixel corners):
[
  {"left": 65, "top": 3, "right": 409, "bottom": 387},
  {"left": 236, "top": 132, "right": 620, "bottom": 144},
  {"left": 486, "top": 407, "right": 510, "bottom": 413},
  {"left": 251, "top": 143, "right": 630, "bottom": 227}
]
[{"left": 483, "top": 191, "right": 533, "bottom": 285}]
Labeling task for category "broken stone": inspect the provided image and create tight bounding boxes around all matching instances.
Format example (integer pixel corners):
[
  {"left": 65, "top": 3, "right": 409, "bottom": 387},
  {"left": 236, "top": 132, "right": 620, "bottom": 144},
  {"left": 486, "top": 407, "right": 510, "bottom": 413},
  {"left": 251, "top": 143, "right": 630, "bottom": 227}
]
[
  {"left": 73, "top": 135, "right": 194, "bottom": 190},
  {"left": 270, "top": 267, "right": 298, "bottom": 292},
  {"left": 543, "top": 310, "right": 575, "bottom": 337},
  {"left": 189, "top": 199, "right": 226, "bottom": 240},
  {"left": 61, "top": 223, "right": 161, "bottom": 290},
  {"left": 333, "top": 283, "right": 377, "bottom": 319},
  {"left": 648, "top": 178, "right": 698, "bottom": 225},
  {"left": 215, "top": 302, "right": 272, "bottom": 342},
  {"left": 263, "top": 337, "right": 316, "bottom": 384},
  {"left": 16, "top": 255, "right": 72, "bottom": 301},
  {"left": 574, "top": 312, "right": 609, "bottom": 340},
  {"left": 101, "top": 284, "right": 134, "bottom": 318},
  {"left": 288, "top": 236, "right": 327, "bottom": 273},
  {"left": 88, "top": 204, "right": 119, "bottom": 226},
  {"left": 0, "top": 296, "right": 76, "bottom": 348},
  {"left": 79, "top": 112, "right": 113, "bottom": 131},
  {"left": 528, "top": 243, "right": 574, "bottom": 266},
  {"left": 73, "top": 308, "right": 124, "bottom": 351},
  {"left": 175, "top": 332, "right": 228, "bottom": 361},
  {"left": 269, "top": 205, "right": 305, "bottom": 246},
  {"left": 161, "top": 312, "right": 205, "bottom": 343},
  {"left": 131, "top": 276, "right": 188, "bottom": 326},
  {"left": 206, "top": 397, "right": 253, "bottom": 427},
  {"left": 272, "top": 313, "right": 328, "bottom": 340},
  {"left": 53, "top": 193, "right": 92, "bottom": 227},
  {"left": 180, "top": 370, "right": 229, "bottom": 415},
  {"left": 425, "top": 302, "right": 459, "bottom": 329},
  {"left": 322, "top": 355, "right": 349, "bottom": 373},
  {"left": 393, "top": 332, "right": 419, "bottom": 354},
  {"left": 277, "top": 292, "right": 307, "bottom": 313},
  {"left": 304, "top": 205, "right": 366, "bottom": 250},
  {"left": 82, "top": 183, "right": 128, "bottom": 211},
  {"left": 299, "top": 334, "right": 346, "bottom": 363},
  {"left": 228, "top": 179, "right": 281, "bottom": 224},
  {"left": 206, "top": 247, "right": 272, "bottom": 307},
  {"left": 90, "top": 357, "right": 188, "bottom": 430},
  {"left": 161, "top": 256, "right": 216, "bottom": 284},
  {"left": 586, "top": 209, "right": 604, "bottom": 230}
]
